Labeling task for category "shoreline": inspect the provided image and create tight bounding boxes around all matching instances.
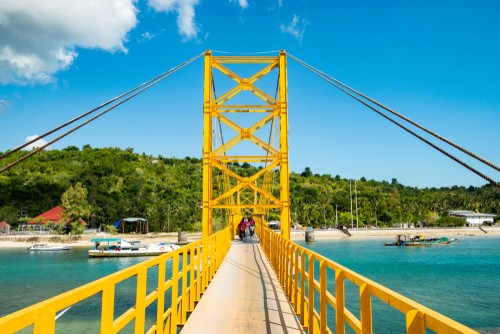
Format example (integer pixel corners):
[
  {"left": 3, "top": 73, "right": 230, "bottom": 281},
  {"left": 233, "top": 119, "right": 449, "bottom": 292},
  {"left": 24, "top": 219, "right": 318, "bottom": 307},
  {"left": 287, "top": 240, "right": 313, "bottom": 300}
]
[
  {"left": 0, "top": 232, "right": 196, "bottom": 249},
  {"left": 290, "top": 226, "right": 500, "bottom": 240},
  {"left": 0, "top": 227, "right": 498, "bottom": 248}
]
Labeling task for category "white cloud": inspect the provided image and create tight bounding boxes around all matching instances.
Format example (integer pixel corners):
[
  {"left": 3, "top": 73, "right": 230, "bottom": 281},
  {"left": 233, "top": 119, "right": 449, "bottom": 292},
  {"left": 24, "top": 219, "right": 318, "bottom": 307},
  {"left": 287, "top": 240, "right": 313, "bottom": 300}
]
[
  {"left": 280, "top": 15, "right": 309, "bottom": 42},
  {"left": 230, "top": 0, "right": 249, "bottom": 9},
  {"left": 0, "top": 0, "right": 138, "bottom": 85},
  {"left": 24, "top": 135, "right": 49, "bottom": 150},
  {"left": 0, "top": 99, "right": 8, "bottom": 115},
  {"left": 148, "top": 0, "right": 200, "bottom": 41}
]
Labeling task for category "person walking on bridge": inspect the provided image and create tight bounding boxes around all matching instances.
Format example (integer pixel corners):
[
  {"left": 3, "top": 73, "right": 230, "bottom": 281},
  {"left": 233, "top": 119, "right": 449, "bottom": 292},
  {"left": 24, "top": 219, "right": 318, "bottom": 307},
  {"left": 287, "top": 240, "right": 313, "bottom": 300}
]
[
  {"left": 248, "top": 216, "right": 255, "bottom": 237},
  {"left": 238, "top": 217, "right": 248, "bottom": 240}
]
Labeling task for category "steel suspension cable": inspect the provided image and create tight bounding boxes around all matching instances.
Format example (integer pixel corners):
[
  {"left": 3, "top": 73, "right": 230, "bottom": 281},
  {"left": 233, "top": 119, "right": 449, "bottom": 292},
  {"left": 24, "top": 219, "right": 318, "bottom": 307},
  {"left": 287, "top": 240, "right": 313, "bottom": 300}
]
[
  {"left": 288, "top": 53, "right": 500, "bottom": 173},
  {"left": 1, "top": 52, "right": 204, "bottom": 162},
  {"left": 288, "top": 54, "right": 499, "bottom": 188},
  {"left": 0, "top": 52, "right": 204, "bottom": 174}
]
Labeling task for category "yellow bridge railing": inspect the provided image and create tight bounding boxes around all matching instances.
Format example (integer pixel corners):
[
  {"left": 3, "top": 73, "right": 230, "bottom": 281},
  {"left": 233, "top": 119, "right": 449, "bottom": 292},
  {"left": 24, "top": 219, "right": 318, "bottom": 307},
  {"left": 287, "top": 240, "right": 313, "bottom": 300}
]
[
  {"left": 259, "top": 227, "right": 478, "bottom": 334},
  {"left": 0, "top": 228, "right": 231, "bottom": 334}
]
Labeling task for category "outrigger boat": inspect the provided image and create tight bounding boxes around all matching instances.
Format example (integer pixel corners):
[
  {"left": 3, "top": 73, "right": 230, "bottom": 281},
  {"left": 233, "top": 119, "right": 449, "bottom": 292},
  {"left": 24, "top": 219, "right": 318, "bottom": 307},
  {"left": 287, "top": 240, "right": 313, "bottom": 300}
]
[
  {"left": 88, "top": 238, "right": 180, "bottom": 258},
  {"left": 385, "top": 234, "right": 454, "bottom": 247},
  {"left": 28, "top": 243, "right": 71, "bottom": 251}
]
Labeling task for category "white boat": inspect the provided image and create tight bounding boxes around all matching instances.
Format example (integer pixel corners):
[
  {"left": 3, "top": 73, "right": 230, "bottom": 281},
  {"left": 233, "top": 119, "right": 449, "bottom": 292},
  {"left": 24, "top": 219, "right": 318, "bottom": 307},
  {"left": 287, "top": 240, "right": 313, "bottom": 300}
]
[
  {"left": 88, "top": 238, "right": 180, "bottom": 258},
  {"left": 28, "top": 243, "right": 71, "bottom": 251}
]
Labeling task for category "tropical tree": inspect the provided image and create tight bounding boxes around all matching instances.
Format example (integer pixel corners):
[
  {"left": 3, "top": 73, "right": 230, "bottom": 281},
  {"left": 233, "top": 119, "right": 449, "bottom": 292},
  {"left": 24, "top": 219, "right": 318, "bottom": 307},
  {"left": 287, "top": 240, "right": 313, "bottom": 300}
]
[{"left": 61, "top": 182, "right": 92, "bottom": 225}]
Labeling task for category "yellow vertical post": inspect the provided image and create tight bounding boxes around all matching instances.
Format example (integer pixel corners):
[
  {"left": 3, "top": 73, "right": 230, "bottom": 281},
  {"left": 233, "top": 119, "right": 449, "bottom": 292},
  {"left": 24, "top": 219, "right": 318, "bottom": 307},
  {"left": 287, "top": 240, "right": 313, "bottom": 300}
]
[
  {"left": 134, "top": 266, "right": 147, "bottom": 334},
  {"left": 33, "top": 307, "right": 55, "bottom": 334},
  {"left": 181, "top": 250, "right": 188, "bottom": 324},
  {"left": 300, "top": 251, "right": 306, "bottom": 326},
  {"left": 229, "top": 215, "right": 235, "bottom": 239},
  {"left": 101, "top": 281, "right": 115, "bottom": 333},
  {"left": 287, "top": 243, "right": 293, "bottom": 298},
  {"left": 320, "top": 260, "right": 327, "bottom": 334},
  {"left": 170, "top": 255, "right": 179, "bottom": 333},
  {"left": 196, "top": 243, "right": 202, "bottom": 301},
  {"left": 292, "top": 244, "right": 298, "bottom": 307},
  {"left": 335, "top": 269, "right": 345, "bottom": 334},
  {"left": 307, "top": 254, "right": 315, "bottom": 333},
  {"left": 202, "top": 50, "right": 213, "bottom": 239},
  {"left": 156, "top": 261, "right": 166, "bottom": 334},
  {"left": 189, "top": 243, "right": 196, "bottom": 311},
  {"left": 360, "top": 283, "right": 373, "bottom": 334},
  {"left": 279, "top": 50, "right": 290, "bottom": 240},
  {"left": 406, "top": 310, "right": 425, "bottom": 334}
]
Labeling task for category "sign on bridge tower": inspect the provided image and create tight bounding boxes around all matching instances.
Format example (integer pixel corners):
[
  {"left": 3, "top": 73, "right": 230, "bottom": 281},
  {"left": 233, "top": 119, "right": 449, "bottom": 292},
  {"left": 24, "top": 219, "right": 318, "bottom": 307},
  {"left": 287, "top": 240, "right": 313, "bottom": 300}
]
[{"left": 202, "top": 50, "right": 291, "bottom": 239}]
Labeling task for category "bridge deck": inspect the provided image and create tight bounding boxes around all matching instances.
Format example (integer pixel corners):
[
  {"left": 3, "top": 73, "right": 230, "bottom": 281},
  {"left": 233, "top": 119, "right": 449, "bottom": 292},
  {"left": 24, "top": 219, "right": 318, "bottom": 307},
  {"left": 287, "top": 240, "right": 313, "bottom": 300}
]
[{"left": 181, "top": 237, "right": 304, "bottom": 334}]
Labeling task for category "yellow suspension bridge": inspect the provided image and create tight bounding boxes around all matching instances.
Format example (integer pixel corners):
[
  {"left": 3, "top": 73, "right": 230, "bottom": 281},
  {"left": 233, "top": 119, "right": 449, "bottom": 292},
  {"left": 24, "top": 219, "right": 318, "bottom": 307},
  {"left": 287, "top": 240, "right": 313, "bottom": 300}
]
[{"left": 1, "top": 50, "right": 493, "bottom": 334}]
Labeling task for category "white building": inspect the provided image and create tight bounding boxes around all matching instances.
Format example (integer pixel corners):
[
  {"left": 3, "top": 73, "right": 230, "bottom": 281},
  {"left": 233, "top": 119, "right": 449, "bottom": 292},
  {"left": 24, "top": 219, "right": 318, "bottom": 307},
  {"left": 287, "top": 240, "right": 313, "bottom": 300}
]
[{"left": 447, "top": 210, "right": 496, "bottom": 226}]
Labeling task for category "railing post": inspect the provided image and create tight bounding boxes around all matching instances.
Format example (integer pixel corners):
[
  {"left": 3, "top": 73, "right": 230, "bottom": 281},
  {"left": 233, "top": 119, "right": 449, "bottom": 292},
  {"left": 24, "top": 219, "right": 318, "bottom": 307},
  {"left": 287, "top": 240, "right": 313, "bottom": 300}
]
[
  {"left": 281, "top": 237, "right": 286, "bottom": 285},
  {"left": 335, "top": 269, "right": 345, "bottom": 334},
  {"left": 217, "top": 232, "right": 223, "bottom": 268},
  {"left": 202, "top": 237, "right": 208, "bottom": 292},
  {"left": 33, "top": 306, "right": 55, "bottom": 334},
  {"left": 135, "top": 266, "right": 147, "bottom": 334},
  {"left": 287, "top": 242, "right": 293, "bottom": 299},
  {"left": 156, "top": 260, "right": 166, "bottom": 334},
  {"left": 320, "top": 260, "right": 327, "bottom": 334},
  {"left": 406, "top": 310, "right": 425, "bottom": 334},
  {"left": 181, "top": 250, "right": 188, "bottom": 324},
  {"left": 189, "top": 243, "right": 196, "bottom": 312},
  {"left": 300, "top": 251, "right": 306, "bottom": 327},
  {"left": 308, "top": 253, "right": 314, "bottom": 333},
  {"left": 210, "top": 234, "right": 216, "bottom": 281},
  {"left": 196, "top": 242, "right": 202, "bottom": 301},
  {"left": 170, "top": 255, "right": 179, "bottom": 333},
  {"left": 293, "top": 247, "right": 299, "bottom": 312},
  {"left": 360, "top": 283, "right": 372, "bottom": 334},
  {"left": 101, "top": 280, "right": 115, "bottom": 333}
]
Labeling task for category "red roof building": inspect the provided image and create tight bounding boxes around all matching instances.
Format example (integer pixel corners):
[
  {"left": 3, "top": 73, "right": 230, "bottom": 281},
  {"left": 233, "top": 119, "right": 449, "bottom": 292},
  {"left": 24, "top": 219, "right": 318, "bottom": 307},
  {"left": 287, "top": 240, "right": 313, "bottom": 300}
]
[
  {"left": 29, "top": 206, "right": 87, "bottom": 225},
  {"left": 0, "top": 221, "right": 10, "bottom": 231},
  {"left": 29, "top": 206, "right": 63, "bottom": 224}
]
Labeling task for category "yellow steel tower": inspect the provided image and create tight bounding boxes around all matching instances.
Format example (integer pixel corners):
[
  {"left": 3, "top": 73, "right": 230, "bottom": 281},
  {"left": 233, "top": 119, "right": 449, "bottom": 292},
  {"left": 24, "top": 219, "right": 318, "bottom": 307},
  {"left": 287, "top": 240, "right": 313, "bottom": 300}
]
[{"left": 201, "top": 50, "right": 290, "bottom": 239}]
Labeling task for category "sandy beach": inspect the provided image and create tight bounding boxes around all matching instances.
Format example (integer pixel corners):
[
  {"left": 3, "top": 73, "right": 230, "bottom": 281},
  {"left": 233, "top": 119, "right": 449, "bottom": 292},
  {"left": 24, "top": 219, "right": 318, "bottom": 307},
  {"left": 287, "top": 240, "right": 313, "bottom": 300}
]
[
  {"left": 0, "top": 232, "right": 197, "bottom": 248},
  {"left": 0, "top": 226, "right": 498, "bottom": 248}
]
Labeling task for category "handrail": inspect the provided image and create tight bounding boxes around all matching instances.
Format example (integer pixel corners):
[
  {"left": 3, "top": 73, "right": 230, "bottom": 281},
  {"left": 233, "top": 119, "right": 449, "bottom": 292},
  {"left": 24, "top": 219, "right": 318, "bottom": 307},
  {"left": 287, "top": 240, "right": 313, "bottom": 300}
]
[
  {"left": 0, "top": 227, "right": 231, "bottom": 334},
  {"left": 259, "top": 227, "right": 478, "bottom": 334}
]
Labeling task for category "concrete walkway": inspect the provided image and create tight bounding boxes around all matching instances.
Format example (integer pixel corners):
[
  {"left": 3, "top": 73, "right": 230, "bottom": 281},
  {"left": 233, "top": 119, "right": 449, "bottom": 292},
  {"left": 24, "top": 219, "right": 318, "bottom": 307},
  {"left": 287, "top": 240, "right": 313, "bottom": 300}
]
[{"left": 181, "top": 237, "right": 304, "bottom": 334}]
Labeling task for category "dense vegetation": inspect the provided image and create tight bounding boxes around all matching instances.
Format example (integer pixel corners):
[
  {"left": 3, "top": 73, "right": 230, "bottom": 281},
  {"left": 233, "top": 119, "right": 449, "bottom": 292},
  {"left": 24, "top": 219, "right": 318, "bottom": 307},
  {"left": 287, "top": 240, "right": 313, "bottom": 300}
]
[{"left": 0, "top": 146, "right": 498, "bottom": 232}]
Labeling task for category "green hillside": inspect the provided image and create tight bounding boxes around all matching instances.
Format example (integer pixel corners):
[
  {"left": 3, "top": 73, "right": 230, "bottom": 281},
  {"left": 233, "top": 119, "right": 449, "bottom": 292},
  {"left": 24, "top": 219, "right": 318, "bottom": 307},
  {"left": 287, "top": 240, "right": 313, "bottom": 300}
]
[{"left": 1, "top": 146, "right": 498, "bottom": 232}]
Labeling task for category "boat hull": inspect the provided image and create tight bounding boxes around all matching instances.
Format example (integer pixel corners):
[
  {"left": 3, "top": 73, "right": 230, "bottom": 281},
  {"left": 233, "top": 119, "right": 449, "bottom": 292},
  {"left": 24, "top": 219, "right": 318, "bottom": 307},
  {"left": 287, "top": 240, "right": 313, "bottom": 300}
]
[
  {"left": 404, "top": 241, "right": 451, "bottom": 246},
  {"left": 28, "top": 245, "right": 71, "bottom": 251},
  {"left": 88, "top": 244, "right": 180, "bottom": 258},
  {"left": 88, "top": 249, "right": 177, "bottom": 257},
  {"left": 385, "top": 235, "right": 452, "bottom": 247}
]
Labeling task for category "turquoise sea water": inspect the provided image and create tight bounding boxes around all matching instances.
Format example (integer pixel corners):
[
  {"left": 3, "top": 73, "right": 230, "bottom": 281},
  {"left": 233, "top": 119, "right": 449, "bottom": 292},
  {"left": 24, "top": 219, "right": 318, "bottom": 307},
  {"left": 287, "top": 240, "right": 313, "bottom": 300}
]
[
  {"left": 0, "top": 246, "right": 167, "bottom": 333},
  {"left": 296, "top": 235, "right": 500, "bottom": 333},
  {"left": 0, "top": 236, "right": 499, "bottom": 333}
]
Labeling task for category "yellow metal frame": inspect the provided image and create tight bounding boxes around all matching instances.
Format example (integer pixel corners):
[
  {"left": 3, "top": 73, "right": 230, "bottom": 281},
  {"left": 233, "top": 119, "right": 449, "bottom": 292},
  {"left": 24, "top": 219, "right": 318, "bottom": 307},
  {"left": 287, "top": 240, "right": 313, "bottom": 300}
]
[
  {"left": 202, "top": 50, "right": 291, "bottom": 239},
  {"left": 0, "top": 228, "right": 231, "bottom": 334},
  {"left": 259, "top": 228, "right": 478, "bottom": 334}
]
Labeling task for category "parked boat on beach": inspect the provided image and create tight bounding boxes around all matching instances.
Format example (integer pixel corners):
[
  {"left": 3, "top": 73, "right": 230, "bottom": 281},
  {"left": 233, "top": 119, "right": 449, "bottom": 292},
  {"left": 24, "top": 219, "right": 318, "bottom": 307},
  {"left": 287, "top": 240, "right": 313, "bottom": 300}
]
[
  {"left": 28, "top": 243, "right": 71, "bottom": 251},
  {"left": 88, "top": 238, "right": 180, "bottom": 257},
  {"left": 385, "top": 234, "right": 454, "bottom": 247}
]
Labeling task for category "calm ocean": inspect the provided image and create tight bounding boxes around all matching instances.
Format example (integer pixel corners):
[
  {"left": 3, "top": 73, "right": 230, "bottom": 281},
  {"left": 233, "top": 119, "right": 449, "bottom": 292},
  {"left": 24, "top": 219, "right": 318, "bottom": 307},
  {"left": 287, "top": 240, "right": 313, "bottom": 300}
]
[
  {"left": 296, "top": 235, "right": 500, "bottom": 333},
  {"left": 0, "top": 235, "right": 499, "bottom": 333}
]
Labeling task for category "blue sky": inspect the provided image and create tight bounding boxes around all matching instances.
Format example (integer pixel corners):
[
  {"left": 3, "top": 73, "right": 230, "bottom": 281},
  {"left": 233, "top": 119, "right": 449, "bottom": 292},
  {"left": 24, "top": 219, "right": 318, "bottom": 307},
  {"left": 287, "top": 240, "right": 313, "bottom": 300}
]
[{"left": 1, "top": 0, "right": 499, "bottom": 188}]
